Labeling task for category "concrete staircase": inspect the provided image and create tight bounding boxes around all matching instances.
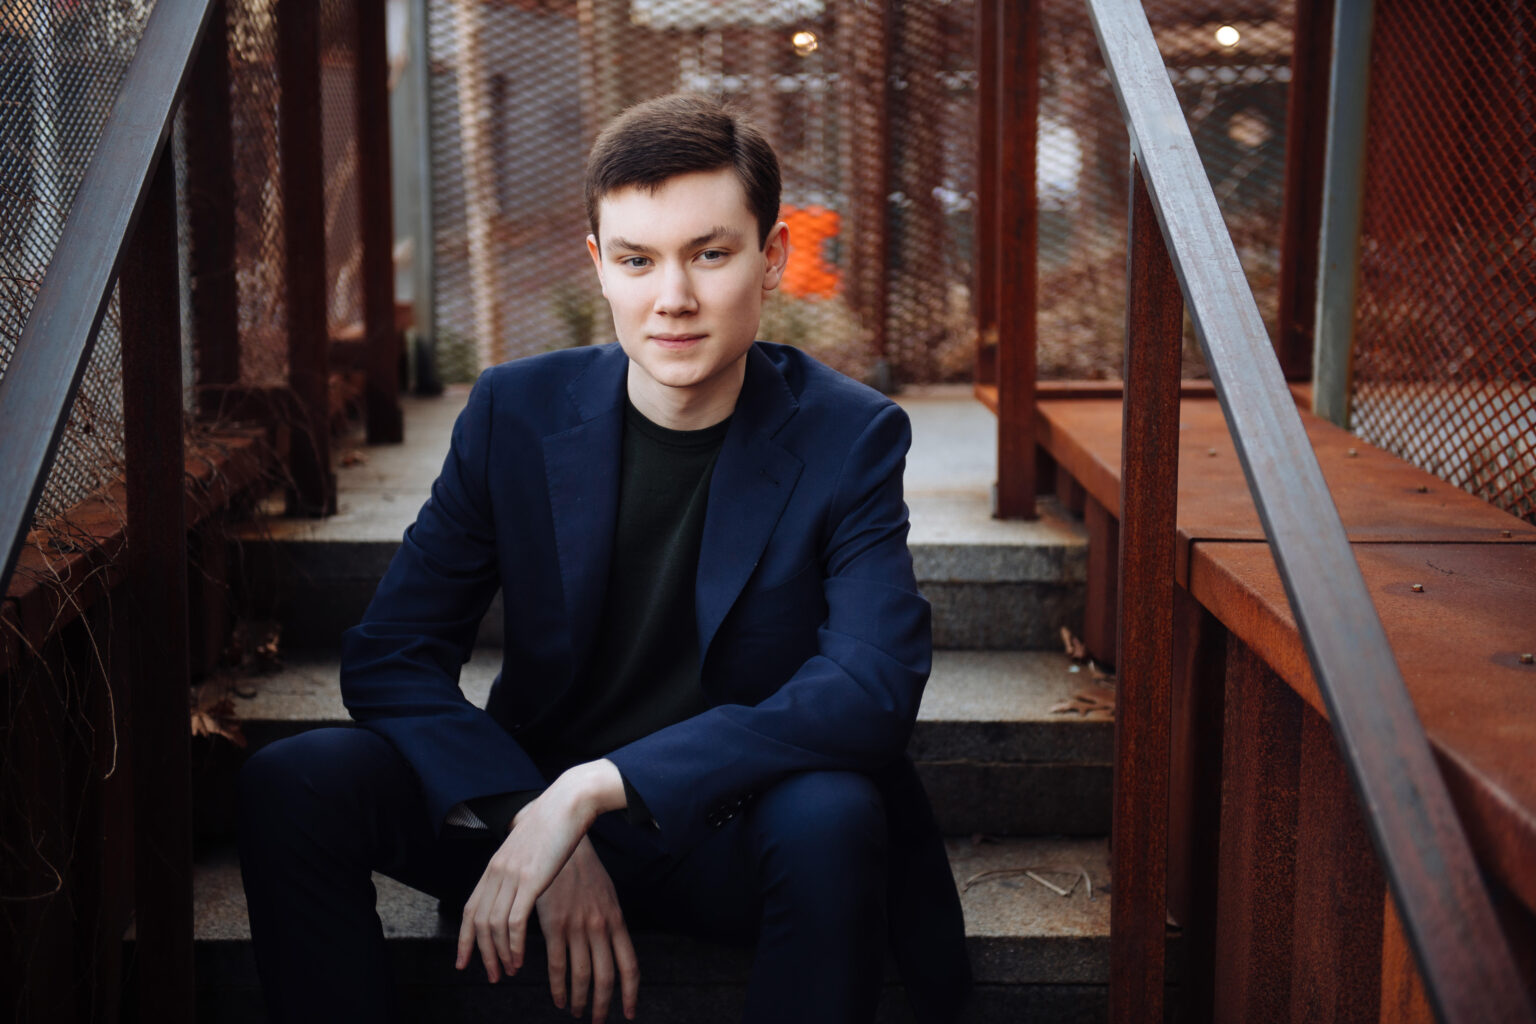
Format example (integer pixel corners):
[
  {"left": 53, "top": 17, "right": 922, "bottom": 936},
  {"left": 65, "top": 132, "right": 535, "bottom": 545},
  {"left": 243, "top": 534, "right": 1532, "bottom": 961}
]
[{"left": 166, "top": 386, "right": 1126, "bottom": 1022}]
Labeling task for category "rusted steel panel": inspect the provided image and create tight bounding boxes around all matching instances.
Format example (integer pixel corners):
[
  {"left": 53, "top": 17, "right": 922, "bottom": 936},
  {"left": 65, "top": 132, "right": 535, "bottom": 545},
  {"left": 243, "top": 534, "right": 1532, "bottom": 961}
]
[
  {"left": 119, "top": 146, "right": 194, "bottom": 1024},
  {"left": 1213, "top": 638, "right": 1303, "bottom": 1024},
  {"left": 356, "top": 0, "right": 402, "bottom": 444},
  {"left": 1108, "top": 168, "right": 1182, "bottom": 1024},
  {"left": 1274, "top": 0, "right": 1334, "bottom": 381},
  {"left": 186, "top": 0, "right": 239, "bottom": 420},
  {"left": 1290, "top": 707, "right": 1385, "bottom": 1023},
  {"left": 1188, "top": 541, "right": 1536, "bottom": 920},
  {"left": 1082, "top": 495, "right": 1118, "bottom": 667},
  {"left": 1036, "top": 397, "right": 1536, "bottom": 585},
  {"left": 1167, "top": 586, "right": 1225, "bottom": 1024},
  {"left": 1055, "top": 469, "right": 1086, "bottom": 518},
  {"left": 1380, "top": 895, "right": 1435, "bottom": 1024},
  {"left": 278, "top": 0, "right": 337, "bottom": 515},
  {"left": 994, "top": 0, "right": 1037, "bottom": 519},
  {"left": 3, "top": 433, "right": 270, "bottom": 677}
]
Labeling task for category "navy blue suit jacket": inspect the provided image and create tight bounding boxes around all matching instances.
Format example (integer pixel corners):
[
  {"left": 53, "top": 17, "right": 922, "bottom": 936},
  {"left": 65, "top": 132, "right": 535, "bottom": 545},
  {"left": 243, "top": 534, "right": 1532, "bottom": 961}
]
[{"left": 340, "top": 341, "right": 968, "bottom": 1014}]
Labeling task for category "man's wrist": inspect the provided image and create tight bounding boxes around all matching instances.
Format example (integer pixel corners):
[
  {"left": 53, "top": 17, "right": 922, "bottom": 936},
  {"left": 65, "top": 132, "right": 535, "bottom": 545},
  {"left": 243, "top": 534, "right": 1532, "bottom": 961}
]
[{"left": 555, "top": 759, "right": 628, "bottom": 827}]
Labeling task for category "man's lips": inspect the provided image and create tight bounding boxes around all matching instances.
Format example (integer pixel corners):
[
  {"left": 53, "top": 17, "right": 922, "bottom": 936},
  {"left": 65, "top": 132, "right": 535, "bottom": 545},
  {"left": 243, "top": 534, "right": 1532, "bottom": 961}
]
[{"left": 649, "top": 333, "right": 706, "bottom": 343}]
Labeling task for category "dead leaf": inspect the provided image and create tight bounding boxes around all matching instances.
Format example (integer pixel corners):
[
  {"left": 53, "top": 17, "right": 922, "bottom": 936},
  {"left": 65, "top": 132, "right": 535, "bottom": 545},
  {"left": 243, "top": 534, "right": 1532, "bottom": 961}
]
[
  {"left": 340, "top": 449, "right": 368, "bottom": 467},
  {"left": 189, "top": 695, "right": 247, "bottom": 748}
]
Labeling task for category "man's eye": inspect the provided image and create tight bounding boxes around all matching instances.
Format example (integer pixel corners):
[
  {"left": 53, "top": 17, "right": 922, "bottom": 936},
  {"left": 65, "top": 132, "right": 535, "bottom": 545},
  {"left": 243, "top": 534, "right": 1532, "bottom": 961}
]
[
  {"left": 620, "top": 256, "right": 650, "bottom": 269},
  {"left": 699, "top": 249, "right": 727, "bottom": 262}
]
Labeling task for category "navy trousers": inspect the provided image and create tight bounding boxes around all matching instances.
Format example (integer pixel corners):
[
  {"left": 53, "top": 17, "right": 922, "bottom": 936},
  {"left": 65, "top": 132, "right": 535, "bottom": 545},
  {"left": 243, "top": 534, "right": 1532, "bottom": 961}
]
[{"left": 237, "top": 728, "right": 889, "bottom": 1023}]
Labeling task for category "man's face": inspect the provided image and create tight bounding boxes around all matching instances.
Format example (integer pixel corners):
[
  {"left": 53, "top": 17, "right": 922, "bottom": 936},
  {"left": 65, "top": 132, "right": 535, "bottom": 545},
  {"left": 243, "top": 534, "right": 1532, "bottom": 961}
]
[{"left": 587, "top": 168, "right": 787, "bottom": 421}]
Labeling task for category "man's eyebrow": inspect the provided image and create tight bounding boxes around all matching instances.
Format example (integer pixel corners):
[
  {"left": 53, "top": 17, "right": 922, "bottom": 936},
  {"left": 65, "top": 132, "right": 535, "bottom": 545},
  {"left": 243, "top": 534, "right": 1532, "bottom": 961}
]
[
  {"left": 605, "top": 236, "right": 656, "bottom": 256},
  {"left": 605, "top": 227, "right": 743, "bottom": 257},
  {"left": 685, "top": 226, "right": 743, "bottom": 248}
]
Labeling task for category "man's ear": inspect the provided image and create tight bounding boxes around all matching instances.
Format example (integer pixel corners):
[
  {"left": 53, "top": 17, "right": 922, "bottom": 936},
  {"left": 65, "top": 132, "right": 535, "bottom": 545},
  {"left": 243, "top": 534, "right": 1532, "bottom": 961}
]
[
  {"left": 586, "top": 234, "right": 607, "bottom": 297},
  {"left": 761, "top": 220, "right": 789, "bottom": 295}
]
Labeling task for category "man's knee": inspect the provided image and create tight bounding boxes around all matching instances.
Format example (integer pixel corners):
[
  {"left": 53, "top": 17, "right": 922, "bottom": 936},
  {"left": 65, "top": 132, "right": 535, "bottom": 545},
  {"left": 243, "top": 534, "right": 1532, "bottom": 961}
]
[
  {"left": 237, "top": 727, "right": 396, "bottom": 834},
  {"left": 751, "top": 770, "right": 887, "bottom": 873}
]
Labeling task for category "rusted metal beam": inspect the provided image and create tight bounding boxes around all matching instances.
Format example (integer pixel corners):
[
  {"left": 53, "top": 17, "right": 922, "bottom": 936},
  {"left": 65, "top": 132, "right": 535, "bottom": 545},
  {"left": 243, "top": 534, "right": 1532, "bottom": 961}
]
[
  {"left": 974, "top": 0, "right": 999, "bottom": 383},
  {"left": 0, "top": 0, "right": 217, "bottom": 598},
  {"left": 1084, "top": 2, "right": 1532, "bottom": 1014},
  {"left": 277, "top": 0, "right": 336, "bottom": 515},
  {"left": 1274, "top": 0, "right": 1335, "bottom": 381},
  {"left": 1107, "top": 165, "right": 1183, "bottom": 1024},
  {"left": 994, "top": 0, "right": 1038, "bottom": 519},
  {"left": 356, "top": 0, "right": 403, "bottom": 444},
  {"left": 119, "top": 142, "right": 194, "bottom": 1024},
  {"left": 186, "top": 0, "right": 239, "bottom": 419}
]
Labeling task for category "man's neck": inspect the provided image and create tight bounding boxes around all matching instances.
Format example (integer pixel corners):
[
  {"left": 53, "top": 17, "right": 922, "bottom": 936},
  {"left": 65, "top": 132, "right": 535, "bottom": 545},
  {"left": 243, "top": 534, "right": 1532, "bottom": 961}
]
[{"left": 625, "top": 359, "right": 746, "bottom": 431}]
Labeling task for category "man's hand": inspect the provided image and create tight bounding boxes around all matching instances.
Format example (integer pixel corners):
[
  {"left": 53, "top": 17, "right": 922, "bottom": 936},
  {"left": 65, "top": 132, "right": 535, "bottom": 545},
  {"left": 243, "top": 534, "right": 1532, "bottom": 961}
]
[
  {"left": 454, "top": 760, "right": 629, "bottom": 997},
  {"left": 535, "top": 835, "right": 639, "bottom": 1021}
]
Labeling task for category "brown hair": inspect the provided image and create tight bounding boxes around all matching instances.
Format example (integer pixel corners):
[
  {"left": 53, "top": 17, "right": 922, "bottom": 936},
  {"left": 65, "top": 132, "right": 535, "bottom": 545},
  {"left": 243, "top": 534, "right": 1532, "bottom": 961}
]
[{"left": 584, "top": 93, "right": 781, "bottom": 248}]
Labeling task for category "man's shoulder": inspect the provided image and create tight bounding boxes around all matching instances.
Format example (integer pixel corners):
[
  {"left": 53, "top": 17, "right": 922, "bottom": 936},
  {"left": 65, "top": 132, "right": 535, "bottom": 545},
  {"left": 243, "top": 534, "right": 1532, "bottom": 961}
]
[
  {"left": 753, "top": 342, "right": 898, "bottom": 426},
  {"left": 478, "top": 343, "right": 622, "bottom": 393}
]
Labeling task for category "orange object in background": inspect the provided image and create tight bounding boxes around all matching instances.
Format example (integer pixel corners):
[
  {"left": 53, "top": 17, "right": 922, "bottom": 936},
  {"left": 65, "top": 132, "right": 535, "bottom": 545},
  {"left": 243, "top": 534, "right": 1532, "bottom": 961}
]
[{"left": 779, "top": 205, "right": 842, "bottom": 298}]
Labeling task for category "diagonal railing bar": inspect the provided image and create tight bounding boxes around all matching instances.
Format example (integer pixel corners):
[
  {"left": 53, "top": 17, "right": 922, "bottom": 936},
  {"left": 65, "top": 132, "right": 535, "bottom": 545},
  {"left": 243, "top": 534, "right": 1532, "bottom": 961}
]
[
  {"left": 1083, "top": 1, "right": 1534, "bottom": 1021},
  {"left": 0, "top": 0, "right": 217, "bottom": 598}
]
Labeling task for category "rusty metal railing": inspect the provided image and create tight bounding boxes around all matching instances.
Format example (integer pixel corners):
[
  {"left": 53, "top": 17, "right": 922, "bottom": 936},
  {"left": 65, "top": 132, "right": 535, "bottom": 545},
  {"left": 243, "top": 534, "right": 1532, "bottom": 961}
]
[
  {"left": 1083, "top": 1, "right": 1535, "bottom": 1022},
  {"left": 0, "top": 3, "right": 214, "bottom": 1021}
]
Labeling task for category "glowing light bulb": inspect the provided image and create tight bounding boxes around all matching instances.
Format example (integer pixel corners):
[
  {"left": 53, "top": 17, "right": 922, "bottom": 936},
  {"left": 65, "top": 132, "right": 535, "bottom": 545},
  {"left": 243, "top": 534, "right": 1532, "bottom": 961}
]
[
  {"left": 1215, "top": 25, "right": 1240, "bottom": 47},
  {"left": 792, "top": 30, "right": 819, "bottom": 56}
]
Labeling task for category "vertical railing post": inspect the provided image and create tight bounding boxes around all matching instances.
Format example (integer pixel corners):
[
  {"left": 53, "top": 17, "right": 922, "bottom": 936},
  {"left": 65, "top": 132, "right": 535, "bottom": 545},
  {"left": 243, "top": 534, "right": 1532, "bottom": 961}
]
[
  {"left": 186, "top": 0, "right": 238, "bottom": 421},
  {"left": 277, "top": 0, "right": 336, "bottom": 514},
  {"left": 119, "top": 144, "right": 193, "bottom": 1024},
  {"left": 1274, "top": 0, "right": 1336, "bottom": 382},
  {"left": 356, "top": 0, "right": 403, "bottom": 443},
  {"left": 1109, "top": 165, "right": 1182, "bottom": 1024},
  {"left": 994, "top": 0, "right": 1038, "bottom": 519},
  {"left": 974, "top": 0, "right": 999, "bottom": 386}
]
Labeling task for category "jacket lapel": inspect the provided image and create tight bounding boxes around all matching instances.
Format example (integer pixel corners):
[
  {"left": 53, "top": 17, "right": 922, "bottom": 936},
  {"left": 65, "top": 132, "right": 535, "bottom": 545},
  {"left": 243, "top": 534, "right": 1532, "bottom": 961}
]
[
  {"left": 541, "top": 347, "right": 627, "bottom": 677},
  {"left": 695, "top": 346, "right": 804, "bottom": 660}
]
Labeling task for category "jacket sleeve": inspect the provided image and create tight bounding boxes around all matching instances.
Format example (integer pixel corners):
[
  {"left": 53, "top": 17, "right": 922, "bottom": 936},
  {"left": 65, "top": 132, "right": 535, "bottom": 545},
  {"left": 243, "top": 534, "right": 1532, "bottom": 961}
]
[
  {"left": 604, "top": 402, "right": 930, "bottom": 852},
  {"left": 340, "top": 373, "right": 548, "bottom": 833}
]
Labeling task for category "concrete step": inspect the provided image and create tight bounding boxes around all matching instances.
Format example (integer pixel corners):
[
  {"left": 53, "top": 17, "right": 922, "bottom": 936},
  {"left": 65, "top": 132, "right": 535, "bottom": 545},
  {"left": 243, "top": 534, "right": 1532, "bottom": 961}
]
[
  {"left": 238, "top": 501, "right": 1087, "bottom": 653},
  {"left": 192, "top": 650, "right": 1111, "bottom": 840},
  {"left": 136, "top": 836, "right": 1128, "bottom": 1023},
  {"left": 234, "top": 385, "right": 1088, "bottom": 652}
]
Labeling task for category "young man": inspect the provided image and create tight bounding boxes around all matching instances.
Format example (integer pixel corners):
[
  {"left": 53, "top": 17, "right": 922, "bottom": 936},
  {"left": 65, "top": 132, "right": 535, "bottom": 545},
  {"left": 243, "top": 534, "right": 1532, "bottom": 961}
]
[{"left": 238, "top": 94, "right": 969, "bottom": 1023}]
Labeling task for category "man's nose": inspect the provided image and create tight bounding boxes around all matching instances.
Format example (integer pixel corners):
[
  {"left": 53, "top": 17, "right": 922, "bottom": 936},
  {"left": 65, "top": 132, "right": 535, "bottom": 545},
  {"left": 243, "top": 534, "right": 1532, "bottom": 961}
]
[{"left": 655, "top": 265, "right": 698, "bottom": 315}]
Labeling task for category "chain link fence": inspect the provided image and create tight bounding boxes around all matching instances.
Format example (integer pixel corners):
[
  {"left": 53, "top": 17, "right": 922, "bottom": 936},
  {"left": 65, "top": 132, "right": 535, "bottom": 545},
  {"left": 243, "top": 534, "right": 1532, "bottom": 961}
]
[
  {"left": 423, "top": 0, "right": 979, "bottom": 388},
  {"left": 1350, "top": 0, "right": 1536, "bottom": 524},
  {"left": 1035, "top": 0, "right": 1294, "bottom": 378}
]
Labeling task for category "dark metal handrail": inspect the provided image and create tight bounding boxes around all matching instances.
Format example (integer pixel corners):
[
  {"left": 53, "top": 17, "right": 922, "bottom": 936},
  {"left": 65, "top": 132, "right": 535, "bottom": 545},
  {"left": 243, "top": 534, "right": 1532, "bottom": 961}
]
[
  {"left": 0, "top": 0, "right": 217, "bottom": 598},
  {"left": 1083, "top": 0, "right": 1534, "bottom": 1021}
]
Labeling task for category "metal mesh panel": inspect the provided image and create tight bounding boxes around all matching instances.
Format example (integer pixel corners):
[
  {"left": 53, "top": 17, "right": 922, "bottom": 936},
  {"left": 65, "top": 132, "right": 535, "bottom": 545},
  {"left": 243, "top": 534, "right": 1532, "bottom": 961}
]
[
  {"left": 229, "top": 0, "right": 290, "bottom": 386},
  {"left": 321, "top": 0, "right": 364, "bottom": 337},
  {"left": 1036, "top": 0, "right": 1294, "bottom": 378},
  {"left": 0, "top": 1, "right": 155, "bottom": 522},
  {"left": 424, "top": 0, "right": 980, "bottom": 387},
  {"left": 1350, "top": 0, "right": 1536, "bottom": 524}
]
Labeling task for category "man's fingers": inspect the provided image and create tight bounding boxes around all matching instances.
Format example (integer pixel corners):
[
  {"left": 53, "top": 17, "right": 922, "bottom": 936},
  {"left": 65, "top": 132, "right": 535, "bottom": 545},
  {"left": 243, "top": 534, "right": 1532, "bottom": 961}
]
[
  {"left": 613, "top": 925, "right": 640, "bottom": 1021},
  {"left": 455, "top": 897, "right": 478, "bottom": 972},
  {"left": 486, "top": 880, "right": 517, "bottom": 977},
  {"left": 506, "top": 888, "right": 536, "bottom": 973},
  {"left": 590, "top": 930, "right": 616, "bottom": 1024},
  {"left": 545, "top": 927, "right": 568, "bottom": 1010},
  {"left": 567, "top": 932, "right": 593, "bottom": 1019}
]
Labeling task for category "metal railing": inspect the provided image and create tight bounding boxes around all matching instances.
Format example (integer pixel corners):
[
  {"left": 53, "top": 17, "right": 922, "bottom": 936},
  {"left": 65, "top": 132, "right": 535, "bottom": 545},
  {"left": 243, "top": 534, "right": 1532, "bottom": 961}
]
[{"left": 1082, "top": 1, "right": 1534, "bottom": 1021}]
